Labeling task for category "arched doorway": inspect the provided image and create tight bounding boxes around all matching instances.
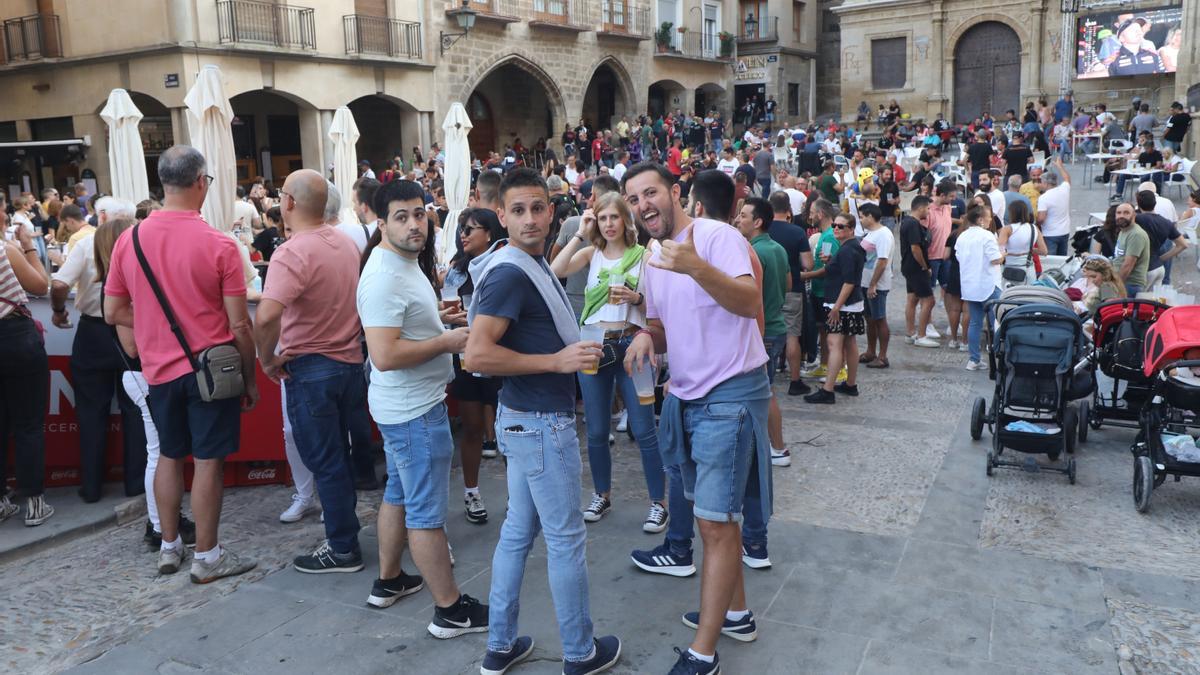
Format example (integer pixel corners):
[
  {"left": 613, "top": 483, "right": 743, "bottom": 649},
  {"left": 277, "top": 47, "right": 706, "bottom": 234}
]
[
  {"left": 694, "top": 83, "right": 727, "bottom": 118},
  {"left": 582, "top": 60, "right": 633, "bottom": 132},
  {"left": 466, "top": 60, "right": 562, "bottom": 162},
  {"left": 229, "top": 90, "right": 312, "bottom": 186},
  {"left": 953, "top": 22, "right": 1021, "bottom": 124},
  {"left": 347, "top": 95, "right": 417, "bottom": 175},
  {"left": 648, "top": 80, "right": 685, "bottom": 119},
  {"left": 466, "top": 92, "right": 495, "bottom": 163}
]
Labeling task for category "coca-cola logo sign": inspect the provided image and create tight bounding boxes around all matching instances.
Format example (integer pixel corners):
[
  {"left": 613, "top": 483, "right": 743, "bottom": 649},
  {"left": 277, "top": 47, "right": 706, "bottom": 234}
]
[{"left": 246, "top": 468, "right": 277, "bottom": 481}]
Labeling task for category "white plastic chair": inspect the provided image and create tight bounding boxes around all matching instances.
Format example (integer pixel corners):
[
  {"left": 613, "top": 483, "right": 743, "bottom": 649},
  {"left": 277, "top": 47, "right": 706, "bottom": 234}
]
[
  {"left": 1108, "top": 139, "right": 1132, "bottom": 153},
  {"left": 1167, "top": 158, "right": 1196, "bottom": 198},
  {"left": 1177, "top": 209, "right": 1199, "bottom": 267}
]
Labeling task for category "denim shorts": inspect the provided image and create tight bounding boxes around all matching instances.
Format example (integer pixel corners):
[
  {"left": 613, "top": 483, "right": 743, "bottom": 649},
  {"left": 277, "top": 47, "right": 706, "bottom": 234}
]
[
  {"left": 679, "top": 398, "right": 758, "bottom": 524},
  {"left": 763, "top": 334, "right": 787, "bottom": 384},
  {"left": 147, "top": 372, "right": 240, "bottom": 461},
  {"left": 379, "top": 401, "right": 453, "bottom": 529},
  {"left": 929, "top": 258, "right": 950, "bottom": 288},
  {"left": 863, "top": 288, "right": 889, "bottom": 320}
]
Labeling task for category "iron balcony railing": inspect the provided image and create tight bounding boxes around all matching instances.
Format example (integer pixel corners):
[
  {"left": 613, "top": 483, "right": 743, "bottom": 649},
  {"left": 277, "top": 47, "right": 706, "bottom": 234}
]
[
  {"left": 599, "top": 0, "right": 650, "bottom": 38},
  {"left": 526, "top": 0, "right": 592, "bottom": 29},
  {"left": 739, "top": 15, "right": 779, "bottom": 42},
  {"left": 216, "top": 0, "right": 316, "bottom": 49},
  {"left": 464, "top": 0, "right": 520, "bottom": 18},
  {"left": 659, "top": 30, "right": 728, "bottom": 61},
  {"left": 343, "top": 14, "right": 422, "bottom": 59},
  {"left": 3, "top": 14, "right": 62, "bottom": 61}
]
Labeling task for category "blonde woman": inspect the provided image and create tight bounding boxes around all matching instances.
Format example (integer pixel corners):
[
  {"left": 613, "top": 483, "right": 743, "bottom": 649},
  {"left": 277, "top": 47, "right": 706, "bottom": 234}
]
[
  {"left": 550, "top": 191, "right": 666, "bottom": 533},
  {"left": 1080, "top": 257, "right": 1127, "bottom": 313}
]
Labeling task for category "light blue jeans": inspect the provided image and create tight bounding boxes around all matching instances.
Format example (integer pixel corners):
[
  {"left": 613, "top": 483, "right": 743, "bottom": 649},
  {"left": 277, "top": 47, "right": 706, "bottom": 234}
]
[
  {"left": 488, "top": 405, "right": 594, "bottom": 662},
  {"left": 966, "top": 287, "right": 1002, "bottom": 364},
  {"left": 578, "top": 338, "right": 664, "bottom": 500}
]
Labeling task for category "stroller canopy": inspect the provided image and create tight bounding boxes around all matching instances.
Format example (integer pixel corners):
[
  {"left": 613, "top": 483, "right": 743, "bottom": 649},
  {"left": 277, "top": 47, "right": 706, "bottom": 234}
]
[
  {"left": 1143, "top": 305, "right": 1200, "bottom": 377},
  {"left": 997, "top": 304, "right": 1085, "bottom": 374},
  {"left": 1093, "top": 298, "right": 1169, "bottom": 349}
]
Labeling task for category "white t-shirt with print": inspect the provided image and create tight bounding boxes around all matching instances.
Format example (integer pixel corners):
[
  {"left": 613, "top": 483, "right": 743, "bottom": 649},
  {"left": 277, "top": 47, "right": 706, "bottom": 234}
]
[{"left": 859, "top": 226, "right": 895, "bottom": 292}]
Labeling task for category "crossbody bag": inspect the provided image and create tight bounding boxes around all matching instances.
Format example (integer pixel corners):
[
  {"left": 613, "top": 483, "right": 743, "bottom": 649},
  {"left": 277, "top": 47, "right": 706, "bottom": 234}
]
[
  {"left": 1002, "top": 223, "right": 1036, "bottom": 285},
  {"left": 131, "top": 224, "right": 244, "bottom": 402}
]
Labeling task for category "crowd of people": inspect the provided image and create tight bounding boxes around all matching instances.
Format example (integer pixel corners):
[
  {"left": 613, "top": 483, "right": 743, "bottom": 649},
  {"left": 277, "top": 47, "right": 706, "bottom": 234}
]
[{"left": 0, "top": 84, "right": 1194, "bottom": 673}]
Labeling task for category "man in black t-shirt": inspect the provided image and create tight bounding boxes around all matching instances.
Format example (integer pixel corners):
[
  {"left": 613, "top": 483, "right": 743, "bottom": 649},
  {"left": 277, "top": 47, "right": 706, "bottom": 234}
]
[
  {"left": 878, "top": 166, "right": 900, "bottom": 227},
  {"left": 767, "top": 191, "right": 814, "bottom": 394},
  {"left": 1001, "top": 132, "right": 1034, "bottom": 181},
  {"left": 1115, "top": 140, "right": 1164, "bottom": 196},
  {"left": 899, "top": 196, "right": 936, "bottom": 346},
  {"left": 1163, "top": 102, "right": 1191, "bottom": 153},
  {"left": 963, "top": 132, "right": 994, "bottom": 190}
]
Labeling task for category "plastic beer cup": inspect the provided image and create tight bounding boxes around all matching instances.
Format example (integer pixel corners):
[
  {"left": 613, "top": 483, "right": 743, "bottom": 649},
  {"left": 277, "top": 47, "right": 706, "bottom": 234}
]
[
  {"left": 579, "top": 325, "right": 605, "bottom": 375},
  {"left": 631, "top": 362, "right": 656, "bottom": 406},
  {"left": 607, "top": 272, "right": 625, "bottom": 304}
]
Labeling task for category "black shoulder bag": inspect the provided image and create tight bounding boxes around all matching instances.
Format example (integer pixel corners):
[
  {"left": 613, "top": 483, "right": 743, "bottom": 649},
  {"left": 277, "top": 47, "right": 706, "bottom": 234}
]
[
  {"left": 1002, "top": 223, "right": 1036, "bottom": 285},
  {"left": 131, "top": 224, "right": 244, "bottom": 402}
]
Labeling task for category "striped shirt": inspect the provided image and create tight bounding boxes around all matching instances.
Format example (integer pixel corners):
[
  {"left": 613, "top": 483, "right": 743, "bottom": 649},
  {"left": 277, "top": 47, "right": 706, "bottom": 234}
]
[{"left": 0, "top": 247, "right": 29, "bottom": 319}]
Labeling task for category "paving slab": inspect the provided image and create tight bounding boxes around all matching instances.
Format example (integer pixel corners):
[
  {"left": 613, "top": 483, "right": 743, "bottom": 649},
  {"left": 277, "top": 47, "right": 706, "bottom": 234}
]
[{"left": 0, "top": 485, "right": 127, "bottom": 563}]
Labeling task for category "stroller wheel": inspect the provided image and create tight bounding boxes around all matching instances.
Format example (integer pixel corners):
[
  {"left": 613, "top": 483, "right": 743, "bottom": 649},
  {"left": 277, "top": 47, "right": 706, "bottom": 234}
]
[
  {"left": 1133, "top": 455, "right": 1153, "bottom": 513},
  {"left": 986, "top": 452, "right": 994, "bottom": 476},
  {"left": 1068, "top": 458, "right": 1077, "bottom": 485},
  {"left": 970, "top": 397, "right": 986, "bottom": 441},
  {"left": 1063, "top": 407, "right": 1078, "bottom": 455},
  {"left": 1077, "top": 401, "right": 1089, "bottom": 443}
]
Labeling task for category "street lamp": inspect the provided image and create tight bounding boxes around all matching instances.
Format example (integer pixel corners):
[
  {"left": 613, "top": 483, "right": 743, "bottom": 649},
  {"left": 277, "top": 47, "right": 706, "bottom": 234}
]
[
  {"left": 441, "top": 0, "right": 477, "bottom": 56},
  {"left": 743, "top": 12, "right": 758, "bottom": 39},
  {"left": 1059, "top": 0, "right": 1084, "bottom": 96}
]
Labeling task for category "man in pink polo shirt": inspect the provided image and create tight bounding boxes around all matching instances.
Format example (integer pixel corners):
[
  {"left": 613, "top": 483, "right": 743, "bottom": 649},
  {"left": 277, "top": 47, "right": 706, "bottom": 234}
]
[
  {"left": 253, "top": 169, "right": 367, "bottom": 575},
  {"left": 104, "top": 145, "right": 259, "bottom": 583},
  {"left": 622, "top": 163, "right": 772, "bottom": 675}
]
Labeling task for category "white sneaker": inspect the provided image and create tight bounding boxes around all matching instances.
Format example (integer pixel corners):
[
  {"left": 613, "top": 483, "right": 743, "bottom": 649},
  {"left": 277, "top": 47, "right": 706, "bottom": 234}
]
[
  {"left": 959, "top": 342, "right": 969, "bottom": 352},
  {"left": 905, "top": 334, "right": 917, "bottom": 345},
  {"left": 947, "top": 339, "right": 960, "bottom": 349},
  {"left": 925, "top": 325, "right": 941, "bottom": 339},
  {"left": 280, "top": 494, "right": 319, "bottom": 523},
  {"left": 914, "top": 337, "right": 940, "bottom": 348},
  {"left": 615, "top": 410, "right": 629, "bottom": 433},
  {"left": 965, "top": 360, "right": 986, "bottom": 371},
  {"left": 608, "top": 433, "right": 616, "bottom": 446},
  {"left": 771, "top": 448, "right": 792, "bottom": 467}
]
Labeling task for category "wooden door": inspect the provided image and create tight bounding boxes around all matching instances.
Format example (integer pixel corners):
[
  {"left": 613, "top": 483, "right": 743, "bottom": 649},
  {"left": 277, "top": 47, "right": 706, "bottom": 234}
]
[{"left": 953, "top": 22, "right": 1021, "bottom": 123}]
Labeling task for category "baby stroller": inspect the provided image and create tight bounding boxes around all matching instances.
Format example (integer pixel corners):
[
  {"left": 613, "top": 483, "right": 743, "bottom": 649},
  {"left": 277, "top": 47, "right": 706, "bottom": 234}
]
[
  {"left": 1081, "top": 299, "right": 1169, "bottom": 438},
  {"left": 1130, "top": 305, "right": 1200, "bottom": 512},
  {"left": 984, "top": 285, "right": 1076, "bottom": 380},
  {"left": 971, "top": 304, "right": 1092, "bottom": 483}
]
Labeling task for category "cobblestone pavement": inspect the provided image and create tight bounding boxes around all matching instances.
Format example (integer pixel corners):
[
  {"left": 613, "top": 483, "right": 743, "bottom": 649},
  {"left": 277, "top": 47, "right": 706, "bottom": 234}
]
[{"left": 4, "top": 177, "right": 1200, "bottom": 673}]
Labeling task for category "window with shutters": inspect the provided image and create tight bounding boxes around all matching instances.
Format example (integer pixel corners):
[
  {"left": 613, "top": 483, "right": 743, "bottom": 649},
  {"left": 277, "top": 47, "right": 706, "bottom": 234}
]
[
  {"left": 871, "top": 37, "right": 907, "bottom": 90},
  {"left": 355, "top": 0, "right": 387, "bottom": 16}
]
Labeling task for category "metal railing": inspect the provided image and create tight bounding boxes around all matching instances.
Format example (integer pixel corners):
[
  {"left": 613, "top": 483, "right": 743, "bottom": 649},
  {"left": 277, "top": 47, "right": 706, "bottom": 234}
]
[
  {"left": 526, "top": 0, "right": 592, "bottom": 28},
  {"left": 343, "top": 14, "right": 422, "bottom": 59},
  {"left": 599, "top": 0, "right": 650, "bottom": 38},
  {"left": 466, "top": 0, "right": 520, "bottom": 17},
  {"left": 738, "top": 15, "right": 778, "bottom": 42},
  {"left": 3, "top": 14, "right": 62, "bottom": 61},
  {"left": 658, "top": 30, "right": 727, "bottom": 60},
  {"left": 216, "top": 0, "right": 316, "bottom": 49}
]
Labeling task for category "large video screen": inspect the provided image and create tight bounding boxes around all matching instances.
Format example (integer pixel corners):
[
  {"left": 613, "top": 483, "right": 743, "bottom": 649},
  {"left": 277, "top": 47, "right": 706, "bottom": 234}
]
[{"left": 1076, "top": 6, "right": 1183, "bottom": 79}]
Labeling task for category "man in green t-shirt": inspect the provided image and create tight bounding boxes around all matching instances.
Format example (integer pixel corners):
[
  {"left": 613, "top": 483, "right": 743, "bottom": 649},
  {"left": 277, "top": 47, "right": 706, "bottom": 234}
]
[
  {"left": 1113, "top": 202, "right": 1150, "bottom": 297},
  {"left": 735, "top": 197, "right": 792, "bottom": 466},
  {"left": 800, "top": 198, "right": 841, "bottom": 381},
  {"left": 815, "top": 161, "right": 842, "bottom": 204}
]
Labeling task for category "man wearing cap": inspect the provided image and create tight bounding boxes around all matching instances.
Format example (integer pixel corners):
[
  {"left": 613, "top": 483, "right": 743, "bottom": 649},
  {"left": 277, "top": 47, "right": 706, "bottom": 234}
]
[{"left": 1108, "top": 18, "right": 1164, "bottom": 77}]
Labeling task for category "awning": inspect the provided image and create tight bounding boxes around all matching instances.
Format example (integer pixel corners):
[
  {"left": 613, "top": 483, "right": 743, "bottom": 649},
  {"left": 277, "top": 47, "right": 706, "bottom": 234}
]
[{"left": 0, "top": 138, "right": 88, "bottom": 149}]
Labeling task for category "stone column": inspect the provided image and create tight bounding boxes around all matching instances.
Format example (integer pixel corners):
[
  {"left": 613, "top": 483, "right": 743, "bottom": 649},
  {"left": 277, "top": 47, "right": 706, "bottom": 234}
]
[
  {"left": 302, "top": 109, "right": 331, "bottom": 176},
  {"left": 169, "top": 107, "right": 189, "bottom": 146},
  {"left": 1027, "top": 1, "right": 1047, "bottom": 97},
  {"left": 928, "top": 1, "right": 948, "bottom": 120}
]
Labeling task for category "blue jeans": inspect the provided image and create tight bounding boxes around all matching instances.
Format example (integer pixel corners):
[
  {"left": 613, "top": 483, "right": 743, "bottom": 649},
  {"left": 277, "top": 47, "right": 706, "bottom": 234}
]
[
  {"left": 930, "top": 258, "right": 950, "bottom": 287},
  {"left": 966, "top": 288, "right": 1001, "bottom": 364},
  {"left": 577, "top": 338, "right": 664, "bottom": 500},
  {"left": 378, "top": 402, "right": 453, "bottom": 529},
  {"left": 1162, "top": 140, "right": 1181, "bottom": 153},
  {"left": 1044, "top": 234, "right": 1069, "bottom": 256},
  {"left": 284, "top": 354, "right": 365, "bottom": 554},
  {"left": 1126, "top": 284, "right": 1143, "bottom": 298},
  {"left": 488, "top": 406, "right": 594, "bottom": 662},
  {"left": 763, "top": 334, "right": 787, "bottom": 384},
  {"left": 1160, "top": 240, "right": 1175, "bottom": 284}
]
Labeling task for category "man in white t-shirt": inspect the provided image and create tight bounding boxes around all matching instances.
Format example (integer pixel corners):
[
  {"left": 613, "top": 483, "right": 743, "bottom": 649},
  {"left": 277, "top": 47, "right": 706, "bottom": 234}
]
[
  {"left": 611, "top": 151, "right": 629, "bottom": 183},
  {"left": 1137, "top": 180, "right": 1177, "bottom": 223},
  {"left": 327, "top": 179, "right": 368, "bottom": 253},
  {"left": 716, "top": 148, "right": 739, "bottom": 177},
  {"left": 857, "top": 203, "right": 895, "bottom": 368},
  {"left": 1035, "top": 157, "right": 1072, "bottom": 255},
  {"left": 782, "top": 174, "right": 807, "bottom": 216},
  {"left": 976, "top": 171, "right": 1007, "bottom": 227},
  {"left": 232, "top": 186, "right": 261, "bottom": 231}
]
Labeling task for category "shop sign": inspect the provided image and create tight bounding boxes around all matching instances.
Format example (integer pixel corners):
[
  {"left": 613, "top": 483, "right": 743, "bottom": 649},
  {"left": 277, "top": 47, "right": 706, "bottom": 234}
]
[{"left": 735, "top": 55, "right": 769, "bottom": 83}]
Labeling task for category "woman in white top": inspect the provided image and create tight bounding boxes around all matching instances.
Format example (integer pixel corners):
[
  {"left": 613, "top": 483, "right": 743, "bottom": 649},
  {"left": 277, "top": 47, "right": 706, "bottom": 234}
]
[
  {"left": 997, "top": 201, "right": 1047, "bottom": 286},
  {"left": 549, "top": 192, "right": 666, "bottom": 533}
]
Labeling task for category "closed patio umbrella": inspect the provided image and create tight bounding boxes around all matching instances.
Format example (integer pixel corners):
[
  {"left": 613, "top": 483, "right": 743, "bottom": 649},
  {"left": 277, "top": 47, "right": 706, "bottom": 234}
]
[
  {"left": 184, "top": 64, "right": 236, "bottom": 232},
  {"left": 328, "top": 106, "right": 361, "bottom": 228},
  {"left": 440, "top": 102, "right": 473, "bottom": 264},
  {"left": 99, "top": 89, "right": 149, "bottom": 203}
]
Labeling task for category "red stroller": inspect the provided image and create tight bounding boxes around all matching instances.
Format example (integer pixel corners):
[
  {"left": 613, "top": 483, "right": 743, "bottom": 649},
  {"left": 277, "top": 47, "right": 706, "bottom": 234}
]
[
  {"left": 1081, "top": 299, "right": 1169, "bottom": 439},
  {"left": 1131, "top": 305, "right": 1200, "bottom": 512}
]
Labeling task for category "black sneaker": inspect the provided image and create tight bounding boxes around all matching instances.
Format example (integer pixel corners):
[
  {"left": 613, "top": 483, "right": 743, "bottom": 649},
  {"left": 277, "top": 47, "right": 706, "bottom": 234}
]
[
  {"left": 145, "top": 516, "right": 197, "bottom": 549},
  {"left": 293, "top": 541, "right": 365, "bottom": 574},
  {"left": 667, "top": 647, "right": 720, "bottom": 675},
  {"left": 681, "top": 610, "right": 758, "bottom": 642},
  {"left": 787, "top": 379, "right": 812, "bottom": 396},
  {"left": 144, "top": 520, "right": 161, "bottom": 549},
  {"left": 563, "top": 635, "right": 621, "bottom": 675},
  {"left": 428, "top": 593, "right": 489, "bottom": 639},
  {"left": 481, "top": 439, "right": 500, "bottom": 459},
  {"left": 481, "top": 636, "right": 535, "bottom": 675},
  {"left": 630, "top": 539, "right": 696, "bottom": 577},
  {"left": 833, "top": 382, "right": 859, "bottom": 396},
  {"left": 804, "top": 388, "right": 835, "bottom": 404},
  {"left": 583, "top": 493, "right": 612, "bottom": 523},
  {"left": 465, "top": 493, "right": 488, "bottom": 524},
  {"left": 366, "top": 571, "right": 424, "bottom": 608}
]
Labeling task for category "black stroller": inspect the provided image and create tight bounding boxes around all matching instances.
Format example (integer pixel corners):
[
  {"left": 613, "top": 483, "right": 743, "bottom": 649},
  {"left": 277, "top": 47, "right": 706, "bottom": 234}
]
[
  {"left": 983, "top": 285, "right": 1076, "bottom": 380},
  {"left": 1130, "top": 305, "right": 1200, "bottom": 512},
  {"left": 1081, "top": 299, "right": 1169, "bottom": 439},
  {"left": 971, "top": 304, "right": 1092, "bottom": 483}
]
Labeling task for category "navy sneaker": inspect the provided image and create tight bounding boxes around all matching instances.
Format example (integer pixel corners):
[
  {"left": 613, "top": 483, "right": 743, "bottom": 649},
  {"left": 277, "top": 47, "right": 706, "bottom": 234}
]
[
  {"left": 631, "top": 539, "right": 696, "bottom": 577},
  {"left": 563, "top": 635, "right": 621, "bottom": 675},
  {"left": 681, "top": 610, "right": 757, "bottom": 642},
  {"left": 667, "top": 647, "right": 720, "bottom": 675},
  {"left": 741, "top": 543, "right": 771, "bottom": 569},
  {"left": 480, "top": 636, "right": 535, "bottom": 675}
]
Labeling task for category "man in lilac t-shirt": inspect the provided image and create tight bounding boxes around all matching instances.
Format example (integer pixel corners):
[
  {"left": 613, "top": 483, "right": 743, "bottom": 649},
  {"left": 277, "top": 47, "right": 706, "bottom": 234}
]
[{"left": 622, "top": 163, "right": 772, "bottom": 674}]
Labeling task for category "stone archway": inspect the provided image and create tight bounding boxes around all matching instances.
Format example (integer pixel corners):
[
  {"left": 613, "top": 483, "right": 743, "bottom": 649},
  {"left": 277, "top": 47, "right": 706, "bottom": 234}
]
[
  {"left": 228, "top": 89, "right": 317, "bottom": 185},
  {"left": 952, "top": 21, "right": 1022, "bottom": 124},
  {"left": 648, "top": 79, "right": 686, "bottom": 118},
  {"left": 347, "top": 94, "right": 419, "bottom": 174},
  {"left": 463, "top": 55, "right": 567, "bottom": 158},
  {"left": 581, "top": 56, "right": 637, "bottom": 131}
]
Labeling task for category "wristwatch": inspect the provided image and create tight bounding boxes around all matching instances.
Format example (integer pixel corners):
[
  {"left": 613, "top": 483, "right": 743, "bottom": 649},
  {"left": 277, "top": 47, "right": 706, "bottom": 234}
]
[{"left": 635, "top": 292, "right": 645, "bottom": 307}]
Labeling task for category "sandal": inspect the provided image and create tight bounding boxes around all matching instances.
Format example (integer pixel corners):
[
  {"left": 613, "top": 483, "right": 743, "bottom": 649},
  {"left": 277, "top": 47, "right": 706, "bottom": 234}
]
[
  {"left": 866, "top": 357, "right": 890, "bottom": 369},
  {"left": 858, "top": 353, "right": 876, "bottom": 364}
]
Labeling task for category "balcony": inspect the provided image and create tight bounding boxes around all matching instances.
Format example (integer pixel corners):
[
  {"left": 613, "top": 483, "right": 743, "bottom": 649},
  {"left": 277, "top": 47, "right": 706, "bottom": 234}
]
[
  {"left": 655, "top": 31, "right": 731, "bottom": 63},
  {"left": 526, "top": 0, "right": 592, "bottom": 32},
  {"left": 2, "top": 14, "right": 62, "bottom": 62},
  {"left": 738, "top": 14, "right": 779, "bottom": 45},
  {"left": 597, "top": 1, "right": 650, "bottom": 41},
  {"left": 452, "top": 0, "right": 520, "bottom": 26},
  {"left": 216, "top": 0, "right": 316, "bottom": 50},
  {"left": 343, "top": 15, "right": 422, "bottom": 59}
]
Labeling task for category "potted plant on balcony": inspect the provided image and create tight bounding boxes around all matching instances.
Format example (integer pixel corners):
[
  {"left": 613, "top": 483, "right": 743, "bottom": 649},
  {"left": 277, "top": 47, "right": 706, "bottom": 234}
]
[
  {"left": 655, "top": 22, "right": 673, "bottom": 52},
  {"left": 718, "top": 30, "right": 735, "bottom": 58}
]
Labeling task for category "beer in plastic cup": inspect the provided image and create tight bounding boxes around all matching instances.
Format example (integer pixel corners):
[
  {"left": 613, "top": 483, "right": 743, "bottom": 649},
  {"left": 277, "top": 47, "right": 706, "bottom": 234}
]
[
  {"left": 441, "top": 286, "right": 461, "bottom": 313},
  {"left": 607, "top": 272, "right": 625, "bottom": 304},
  {"left": 579, "top": 325, "right": 605, "bottom": 375},
  {"left": 631, "top": 362, "right": 656, "bottom": 405},
  {"left": 821, "top": 242, "right": 832, "bottom": 257}
]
